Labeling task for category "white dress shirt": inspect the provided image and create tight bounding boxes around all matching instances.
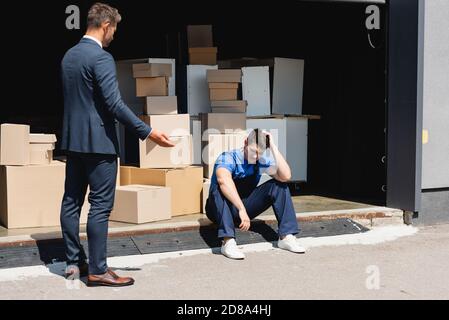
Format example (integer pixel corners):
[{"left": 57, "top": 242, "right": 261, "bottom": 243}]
[{"left": 83, "top": 35, "right": 103, "bottom": 48}]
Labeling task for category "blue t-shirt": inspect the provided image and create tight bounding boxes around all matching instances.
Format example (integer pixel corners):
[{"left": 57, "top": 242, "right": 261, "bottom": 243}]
[{"left": 210, "top": 148, "right": 275, "bottom": 190}]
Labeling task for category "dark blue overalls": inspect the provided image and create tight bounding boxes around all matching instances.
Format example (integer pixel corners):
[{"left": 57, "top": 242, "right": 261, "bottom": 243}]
[{"left": 205, "top": 163, "right": 300, "bottom": 239}]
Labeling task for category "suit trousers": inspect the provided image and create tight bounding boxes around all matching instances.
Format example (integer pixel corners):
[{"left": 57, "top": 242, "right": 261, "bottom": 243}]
[{"left": 60, "top": 152, "right": 117, "bottom": 275}]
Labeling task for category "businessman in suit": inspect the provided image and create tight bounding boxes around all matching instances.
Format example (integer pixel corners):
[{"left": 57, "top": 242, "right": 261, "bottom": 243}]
[{"left": 60, "top": 3, "right": 174, "bottom": 287}]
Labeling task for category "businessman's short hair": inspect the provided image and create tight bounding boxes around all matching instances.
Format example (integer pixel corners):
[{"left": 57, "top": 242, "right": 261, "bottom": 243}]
[{"left": 87, "top": 3, "right": 122, "bottom": 28}]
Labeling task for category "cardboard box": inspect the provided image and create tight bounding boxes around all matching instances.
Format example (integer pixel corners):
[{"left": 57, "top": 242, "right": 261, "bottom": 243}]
[
  {"left": 139, "top": 135, "right": 193, "bottom": 169},
  {"left": 144, "top": 96, "right": 178, "bottom": 115},
  {"left": 30, "top": 143, "right": 54, "bottom": 165},
  {"left": 206, "top": 69, "right": 242, "bottom": 83},
  {"left": 187, "top": 65, "right": 218, "bottom": 115},
  {"left": 202, "top": 133, "right": 247, "bottom": 178},
  {"left": 136, "top": 77, "right": 168, "bottom": 97},
  {"left": 120, "top": 166, "right": 203, "bottom": 216},
  {"left": 30, "top": 150, "right": 53, "bottom": 165},
  {"left": 209, "top": 88, "right": 238, "bottom": 101},
  {"left": 29, "top": 134, "right": 57, "bottom": 144},
  {"left": 242, "top": 66, "right": 271, "bottom": 116},
  {"left": 200, "top": 113, "right": 247, "bottom": 136},
  {"left": 208, "top": 83, "right": 239, "bottom": 89},
  {"left": 111, "top": 185, "right": 171, "bottom": 224},
  {"left": 211, "top": 100, "right": 247, "bottom": 113},
  {"left": 139, "top": 114, "right": 190, "bottom": 137},
  {"left": 0, "top": 124, "right": 30, "bottom": 166},
  {"left": 187, "top": 25, "right": 213, "bottom": 48},
  {"left": 211, "top": 100, "right": 247, "bottom": 112},
  {"left": 211, "top": 106, "right": 246, "bottom": 114},
  {"left": 202, "top": 179, "right": 211, "bottom": 214},
  {"left": 190, "top": 116, "right": 202, "bottom": 165},
  {"left": 189, "top": 47, "right": 218, "bottom": 65},
  {"left": 0, "top": 161, "right": 88, "bottom": 229},
  {"left": 30, "top": 143, "right": 55, "bottom": 151},
  {"left": 132, "top": 63, "right": 172, "bottom": 78}
]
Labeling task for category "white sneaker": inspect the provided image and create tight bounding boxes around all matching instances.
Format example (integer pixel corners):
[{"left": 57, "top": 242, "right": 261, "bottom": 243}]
[
  {"left": 221, "top": 239, "right": 246, "bottom": 260},
  {"left": 278, "top": 235, "right": 306, "bottom": 254}
]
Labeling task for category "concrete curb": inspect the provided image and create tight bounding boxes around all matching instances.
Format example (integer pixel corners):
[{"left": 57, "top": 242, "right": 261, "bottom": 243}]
[{"left": 0, "top": 207, "right": 404, "bottom": 248}]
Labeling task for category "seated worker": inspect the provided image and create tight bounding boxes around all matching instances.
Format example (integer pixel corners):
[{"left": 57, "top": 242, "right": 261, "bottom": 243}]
[{"left": 205, "top": 129, "right": 306, "bottom": 260}]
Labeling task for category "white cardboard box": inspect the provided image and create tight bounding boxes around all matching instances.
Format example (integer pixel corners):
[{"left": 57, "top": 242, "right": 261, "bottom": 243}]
[
  {"left": 187, "top": 65, "right": 218, "bottom": 116},
  {"left": 190, "top": 117, "right": 202, "bottom": 165},
  {"left": 272, "top": 58, "right": 305, "bottom": 115},
  {"left": 242, "top": 66, "right": 271, "bottom": 116},
  {"left": 220, "top": 57, "right": 305, "bottom": 115}
]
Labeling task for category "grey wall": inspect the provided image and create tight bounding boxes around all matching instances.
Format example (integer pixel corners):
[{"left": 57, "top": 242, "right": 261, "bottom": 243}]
[{"left": 422, "top": 0, "right": 449, "bottom": 189}]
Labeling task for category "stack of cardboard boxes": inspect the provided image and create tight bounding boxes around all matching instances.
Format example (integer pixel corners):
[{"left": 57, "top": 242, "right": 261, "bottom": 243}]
[
  {"left": 134, "top": 63, "right": 171, "bottom": 97},
  {"left": 207, "top": 69, "right": 247, "bottom": 113},
  {"left": 187, "top": 25, "right": 217, "bottom": 66},
  {"left": 0, "top": 123, "right": 89, "bottom": 229},
  {"left": 111, "top": 63, "right": 203, "bottom": 224}
]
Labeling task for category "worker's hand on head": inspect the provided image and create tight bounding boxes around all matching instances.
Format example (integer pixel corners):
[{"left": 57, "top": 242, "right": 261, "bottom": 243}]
[
  {"left": 148, "top": 129, "right": 175, "bottom": 147},
  {"left": 238, "top": 208, "right": 251, "bottom": 232},
  {"left": 262, "top": 130, "right": 275, "bottom": 149}
]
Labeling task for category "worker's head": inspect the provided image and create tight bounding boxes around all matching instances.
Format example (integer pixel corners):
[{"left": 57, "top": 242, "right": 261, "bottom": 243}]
[
  {"left": 244, "top": 129, "right": 269, "bottom": 164},
  {"left": 86, "top": 3, "right": 121, "bottom": 47}
]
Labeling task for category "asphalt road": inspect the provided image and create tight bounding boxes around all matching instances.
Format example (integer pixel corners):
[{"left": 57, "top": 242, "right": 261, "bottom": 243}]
[{"left": 0, "top": 224, "right": 448, "bottom": 300}]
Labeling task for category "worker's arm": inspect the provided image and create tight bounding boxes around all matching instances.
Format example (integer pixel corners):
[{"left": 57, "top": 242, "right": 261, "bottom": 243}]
[
  {"left": 216, "top": 168, "right": 251, "bottom": 231},
  {"left": 264, "top": 132, "right": 292, "bottom": 182}
]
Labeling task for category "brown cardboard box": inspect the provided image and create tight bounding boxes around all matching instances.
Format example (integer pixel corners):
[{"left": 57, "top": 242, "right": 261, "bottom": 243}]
[
  {"left": 200, "top": 113, "right": 247, "bottom": 136},
  {"left": 0, "top": 161, "right": 88, "bottom": 229},
  {"left": 209, "top": 88, "right": 238, "bottom": 101},
  {"left": 202, "top": 179, "right": 211, "bottom": 214},
  {"left": 139, "top": 135, "right": 193, "bottom": 169},
  {"left": 139, "top": 114, "right": 190, "bottom": 137},
  {"left": 189, "top": 47, "right": 218, "bottom": 65},
  {"left": 206, "top": 69, "right": 242, "bottom": 83},
  {"left": 144, "top": 96, "right": 178, "bottom": 115},
  {"left": 30, "top": 143, "right": 55, "bottom": 165},
  {"left": 136, "top": 77, "right": 168, "bottom": 97},
  {"left": 120, "top": 166, "right": 203, "bottom": 216},
  {"left": 211, "top": 106, "right": 246, "bottom": 114},
  {"left": 132, "top": 63, "right": 172, "bottom": 78},
  {"left": 0, "top": 124, "right": 30, "bottom": 166},
  {"left": 187, "top": 25, "right": 213, "bottom": 48},
  {"left": 29, "top": 134, "right": 57, "bottom": 144},
  {"left": 202, "top": 133, "right": 247, "bottom": 178},
  {"left": 208, "top": 83, "right": 239, "bottom": 89},
  {"left": 110, "top": 185, "right": 171, "bottom": 224},
  {"left": 211, "top": 100, "right": 248, "bottom": 113}
]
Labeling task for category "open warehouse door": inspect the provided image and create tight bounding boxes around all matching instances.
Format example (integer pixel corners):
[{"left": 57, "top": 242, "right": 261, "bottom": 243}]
[{"left": 3, "top": 0, "right": 431, "bottom": 237}]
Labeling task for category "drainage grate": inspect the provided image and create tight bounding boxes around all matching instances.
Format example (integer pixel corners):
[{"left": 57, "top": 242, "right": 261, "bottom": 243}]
[{"left": 0, "top": 218, "right": 368, "bottom": 269}]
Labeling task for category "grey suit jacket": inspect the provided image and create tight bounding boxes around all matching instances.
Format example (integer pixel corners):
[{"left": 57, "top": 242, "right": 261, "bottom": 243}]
[{"left": 61, "top": 37, "right": 151, "bottom": 155}]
